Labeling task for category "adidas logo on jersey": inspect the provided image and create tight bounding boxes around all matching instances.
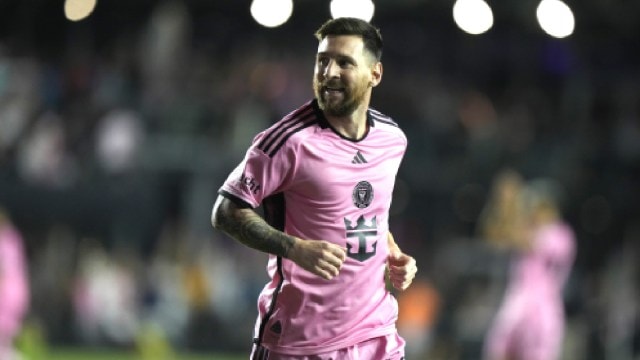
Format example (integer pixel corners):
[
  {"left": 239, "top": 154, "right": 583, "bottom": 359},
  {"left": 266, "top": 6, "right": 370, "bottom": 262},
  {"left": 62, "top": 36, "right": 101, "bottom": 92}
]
[{"left": 352, "top": 151, "right": 368, "bottom": 164}]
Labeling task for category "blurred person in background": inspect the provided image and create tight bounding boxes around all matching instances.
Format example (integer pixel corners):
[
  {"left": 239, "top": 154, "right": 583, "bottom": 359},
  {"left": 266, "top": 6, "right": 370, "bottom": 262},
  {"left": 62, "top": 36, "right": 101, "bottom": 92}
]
[
  {"left": 395, "top": 277, "right": 440, "bottom": 359},
  {"left": 477, "top": 169, "right": 526, "bottom": 253},
  {"left": 479, "top": 171, "right": 576, "bottom": 360},
  {"left": 71, "top": 240, "right": 139, "bottom": 347},
  {"left": 0, "top": 208, "right": 29, "bottom": 360},
  {"left": 212, "top": 17, "right": 417, "bottom": 360}
]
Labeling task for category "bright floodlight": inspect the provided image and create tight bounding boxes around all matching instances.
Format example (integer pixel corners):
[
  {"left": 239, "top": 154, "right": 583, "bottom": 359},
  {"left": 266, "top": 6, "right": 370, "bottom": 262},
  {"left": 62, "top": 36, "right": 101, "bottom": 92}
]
[
  {"left": 330, "top": 0, "right": 375, "bottom": 22},
  {"left": 64, "top": 0, "right": 97, "bottom": 22},
  {"left": 453, "top": 0, "right": 494, "bottom": 35},
  {"left": 250, "top": 0, "right": 293, "bottom": 28},
  {"left": 537, "top": 0, "right": 575, "bottom": 38}
]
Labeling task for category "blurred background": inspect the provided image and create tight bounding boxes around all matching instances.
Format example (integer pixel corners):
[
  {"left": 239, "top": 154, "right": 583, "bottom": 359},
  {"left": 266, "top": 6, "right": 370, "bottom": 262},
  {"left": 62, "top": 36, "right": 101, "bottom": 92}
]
[{"left": 0, "top": 0, "right": 638, "bottom": 359}]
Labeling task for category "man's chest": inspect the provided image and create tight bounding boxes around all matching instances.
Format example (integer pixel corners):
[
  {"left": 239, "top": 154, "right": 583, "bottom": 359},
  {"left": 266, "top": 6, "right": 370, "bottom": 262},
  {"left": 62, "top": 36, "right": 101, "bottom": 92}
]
[{"left": 288, "top": 136, "right": 403, "bottom": 208}]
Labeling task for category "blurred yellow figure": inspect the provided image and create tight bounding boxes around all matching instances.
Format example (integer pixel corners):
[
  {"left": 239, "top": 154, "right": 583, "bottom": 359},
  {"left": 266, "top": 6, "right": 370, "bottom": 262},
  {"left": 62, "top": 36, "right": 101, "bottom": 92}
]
[
  {"left": 477, "top": 169, "right": 527, "bottom": 250},
  {"left": 136, "top": 322, "right": 176, "bottom": 360}
]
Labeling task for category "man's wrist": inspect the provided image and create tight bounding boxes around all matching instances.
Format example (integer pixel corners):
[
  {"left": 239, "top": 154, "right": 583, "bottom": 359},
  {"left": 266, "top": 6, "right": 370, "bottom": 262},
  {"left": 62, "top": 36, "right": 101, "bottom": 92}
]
[{"left": 282, "top": 236, "right": 298, "bottom": 259}]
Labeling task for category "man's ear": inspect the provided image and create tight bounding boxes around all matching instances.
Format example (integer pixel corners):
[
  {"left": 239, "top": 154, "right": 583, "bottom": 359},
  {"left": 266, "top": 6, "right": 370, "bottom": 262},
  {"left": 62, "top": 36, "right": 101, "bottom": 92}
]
[{"left": 370, "top": 62, "right": 383, "bottom": 87}]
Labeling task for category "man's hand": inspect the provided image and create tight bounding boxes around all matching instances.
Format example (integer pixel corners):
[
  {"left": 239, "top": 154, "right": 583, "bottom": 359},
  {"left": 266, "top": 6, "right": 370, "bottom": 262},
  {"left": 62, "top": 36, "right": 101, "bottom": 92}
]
[
  {"left": 387, "top": 249, "right": 417, "bottom": 291},
  {"left": 287, "top": 238, "right": 347, "bottom": 280}
]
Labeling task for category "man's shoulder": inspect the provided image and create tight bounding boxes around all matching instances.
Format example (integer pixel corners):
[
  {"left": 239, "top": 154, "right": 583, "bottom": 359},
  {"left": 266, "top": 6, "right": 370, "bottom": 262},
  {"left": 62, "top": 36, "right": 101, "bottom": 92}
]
[
  {"left": 255, "top": 100, "right": 320, "bottom": 158},
  {"left": 368, "top": 107, "right": 407, "bottom": 141},
  {"left": 368, "top": 107, "right": 398, "bottom": 127}
]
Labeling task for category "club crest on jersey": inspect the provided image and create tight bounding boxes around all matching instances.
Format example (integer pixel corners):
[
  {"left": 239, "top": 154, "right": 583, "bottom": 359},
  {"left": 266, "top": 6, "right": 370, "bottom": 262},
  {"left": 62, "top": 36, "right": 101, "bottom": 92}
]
[{"left": 352, "top": 181, "right": 373, "bottom": 208}]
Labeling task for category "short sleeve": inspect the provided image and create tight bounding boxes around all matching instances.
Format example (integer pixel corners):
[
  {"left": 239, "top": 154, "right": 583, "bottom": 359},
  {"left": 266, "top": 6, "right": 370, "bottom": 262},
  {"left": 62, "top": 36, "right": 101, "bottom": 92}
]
[{"left": 219, "top": 131, "right": 293, "bottom": 208}]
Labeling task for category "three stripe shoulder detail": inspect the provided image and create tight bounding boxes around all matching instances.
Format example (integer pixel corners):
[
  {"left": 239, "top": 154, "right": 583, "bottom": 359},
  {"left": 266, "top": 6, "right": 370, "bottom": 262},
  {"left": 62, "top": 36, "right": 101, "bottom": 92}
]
[
  {"left": 257, "top": 104, "right": 317, "bottom": 157},
  {"left": 369, "top": 108, "right": 399, "bottom": 127}
]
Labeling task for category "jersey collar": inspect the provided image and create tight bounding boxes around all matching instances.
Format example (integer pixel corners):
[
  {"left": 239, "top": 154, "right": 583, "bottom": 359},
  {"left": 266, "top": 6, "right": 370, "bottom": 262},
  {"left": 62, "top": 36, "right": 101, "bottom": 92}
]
[{"left": 312, "top": 98, "right": 375, "bottom": 131}]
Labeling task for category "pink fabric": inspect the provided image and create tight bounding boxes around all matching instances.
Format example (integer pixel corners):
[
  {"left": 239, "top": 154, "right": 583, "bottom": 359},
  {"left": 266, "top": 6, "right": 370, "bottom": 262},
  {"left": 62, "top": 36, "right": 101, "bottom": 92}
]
[
  {"left": 251, "top": 333, "right": 406, "bottom": 360},
  {"left": 221, "top": 100, "right": 407, "bottom": 355},
  {"left": 0, "top": 225, "right": 29, "bottom": 341},
  {"left": 484, "top": 222, "right": 576, "bottom": 360}
]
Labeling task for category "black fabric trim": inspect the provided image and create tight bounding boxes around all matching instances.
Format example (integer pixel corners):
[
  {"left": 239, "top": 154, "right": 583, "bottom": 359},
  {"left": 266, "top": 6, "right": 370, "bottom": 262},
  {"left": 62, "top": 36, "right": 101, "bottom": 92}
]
[
  {"left": 251, "top": 344, "right": 270, "bottom": 360},
  {"left": 218, "top": 190, "right": 254, "bottom": 209},
  {"left": 255, "top": 256, "right": 285, "bottom": 347},
  {"left": 254, "top": 193, "right": 286, "bottom": 348},
  {"left": 369, "top": 108, "right": 399, "bottom": 127},
  {"left": 366, "top": 109, "right": 375, "bottom": 127},
  {"left": 313, "top": 98, "right": 377, "bottom": 142},
  {"left": 257, "top": 101, "right": 315, "bottom": 155},
  {"left": 259, "top": 111, "right": 315, "bottom": 156},
  {"left": 262, "top": 193, "right": 286, "bottom": 231},
  {"left": 267, "top": 119, "right": 317, "bottom": 157}
]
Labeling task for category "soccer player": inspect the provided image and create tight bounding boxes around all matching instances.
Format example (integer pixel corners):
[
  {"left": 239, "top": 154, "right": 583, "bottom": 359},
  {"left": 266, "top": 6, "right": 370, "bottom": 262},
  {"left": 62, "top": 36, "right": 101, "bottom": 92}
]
[
  {"left": 0, "top": 209, "right": 30, "bottom": 360},
  {"left": 211, "top": 17, "right": 418, "bottom": 360},
  {"left": 481, "top": 176, "right": 576, "bottom": 360}
]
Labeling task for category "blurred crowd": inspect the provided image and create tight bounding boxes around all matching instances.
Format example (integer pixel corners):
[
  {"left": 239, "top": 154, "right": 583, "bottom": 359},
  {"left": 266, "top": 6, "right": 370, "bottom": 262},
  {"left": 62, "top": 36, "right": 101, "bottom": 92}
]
[{"left": 0, "top": 0, "right": 639, "bottom": 359}]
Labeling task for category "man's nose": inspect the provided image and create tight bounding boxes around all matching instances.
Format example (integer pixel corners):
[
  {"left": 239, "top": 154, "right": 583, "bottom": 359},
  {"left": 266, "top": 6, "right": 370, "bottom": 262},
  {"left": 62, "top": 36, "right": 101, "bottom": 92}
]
[{"left": 323, "top": 60, "right": 340, "bottom": 78}]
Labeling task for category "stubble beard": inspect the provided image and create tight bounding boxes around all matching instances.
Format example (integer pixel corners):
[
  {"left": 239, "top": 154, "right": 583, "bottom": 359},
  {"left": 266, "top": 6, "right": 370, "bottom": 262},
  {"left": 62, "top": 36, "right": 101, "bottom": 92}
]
[{"left": 314, "top": 78, "right": 369, "bottom": 117}]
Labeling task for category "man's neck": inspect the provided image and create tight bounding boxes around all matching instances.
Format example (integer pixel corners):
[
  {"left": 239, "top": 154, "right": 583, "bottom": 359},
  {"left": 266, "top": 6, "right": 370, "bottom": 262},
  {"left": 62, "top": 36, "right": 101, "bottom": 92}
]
[{"left": 325, "top": 106, "right": 369, "bottom": 140}]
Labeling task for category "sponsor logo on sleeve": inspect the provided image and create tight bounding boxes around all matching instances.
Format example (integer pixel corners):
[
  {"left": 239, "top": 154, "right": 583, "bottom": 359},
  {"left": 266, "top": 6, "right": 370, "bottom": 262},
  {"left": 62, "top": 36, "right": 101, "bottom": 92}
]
[{"left": 239, "top": 173, "right": 261, "bottom": 194}]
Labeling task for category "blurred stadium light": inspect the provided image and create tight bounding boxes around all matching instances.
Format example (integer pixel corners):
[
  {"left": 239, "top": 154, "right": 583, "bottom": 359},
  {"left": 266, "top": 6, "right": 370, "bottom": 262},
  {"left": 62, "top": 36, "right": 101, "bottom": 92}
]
[
  {"left": 452, "top": 0, "right": 494, "bottom": 35},
  {"left": 64, "top": 0, "right": 97, "bottom": 22},
  {"left": 330, "top": 0, "right": 376, "bottom": 22},
  {"left": 536, "top": 0, "right": 575, "bottom": 38},
  {"left": 250, "top": 0, "right": 293, "bottom": 28}
]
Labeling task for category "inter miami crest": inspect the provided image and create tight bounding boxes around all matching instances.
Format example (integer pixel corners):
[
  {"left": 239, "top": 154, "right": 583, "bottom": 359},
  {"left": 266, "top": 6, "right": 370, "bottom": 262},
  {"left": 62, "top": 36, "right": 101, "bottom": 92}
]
[{"left": 352, "top": 181, "right": 373, "bottom": 208}]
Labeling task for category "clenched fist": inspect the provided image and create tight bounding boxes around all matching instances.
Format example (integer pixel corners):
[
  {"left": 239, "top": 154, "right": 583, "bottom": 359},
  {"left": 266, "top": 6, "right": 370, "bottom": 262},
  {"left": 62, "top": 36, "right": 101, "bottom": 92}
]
[
  {"left": 387, "top": 250, "right": 417, "bottom": 291},
  {"left": 287, "top": 237, "right": 347, "bottom": 280}
]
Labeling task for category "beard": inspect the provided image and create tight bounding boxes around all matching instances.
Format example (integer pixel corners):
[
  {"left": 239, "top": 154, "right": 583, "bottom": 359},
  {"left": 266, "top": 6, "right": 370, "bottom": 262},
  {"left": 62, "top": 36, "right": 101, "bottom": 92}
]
[{"left": 313, "top": 77, "right": 369, "bottom": 117}]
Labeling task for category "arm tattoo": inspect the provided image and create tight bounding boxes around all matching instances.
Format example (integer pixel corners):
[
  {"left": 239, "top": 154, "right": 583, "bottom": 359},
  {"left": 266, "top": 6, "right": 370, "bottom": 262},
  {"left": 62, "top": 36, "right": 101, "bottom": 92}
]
[{"left": 215, "top": 199, "right": 294, "bottom": 258}]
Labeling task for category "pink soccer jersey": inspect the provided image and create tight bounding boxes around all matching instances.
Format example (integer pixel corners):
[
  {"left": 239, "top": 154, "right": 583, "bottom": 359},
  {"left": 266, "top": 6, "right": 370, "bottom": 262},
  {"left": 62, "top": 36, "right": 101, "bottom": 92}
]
[
  {"left": 0, "top": 224, "right": 29, "bottom": 343},
  {"left": 485, "top": 222, "right": 576, "bottom": 360},
  {"left": 219, "top": 99, "right": 407, "bottom": 355}
]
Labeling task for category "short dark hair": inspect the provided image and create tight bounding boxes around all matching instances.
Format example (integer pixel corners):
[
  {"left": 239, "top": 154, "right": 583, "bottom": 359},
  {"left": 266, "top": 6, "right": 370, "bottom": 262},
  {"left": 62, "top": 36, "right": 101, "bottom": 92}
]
[{"left": 314, "top": 17, "right": 383, "bottom": 62}]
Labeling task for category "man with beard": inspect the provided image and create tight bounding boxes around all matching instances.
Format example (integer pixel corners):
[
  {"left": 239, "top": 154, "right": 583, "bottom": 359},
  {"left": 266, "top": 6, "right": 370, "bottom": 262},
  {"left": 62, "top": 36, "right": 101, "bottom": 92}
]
[{"left": 211, "top": 17, "right": 417, "bottom": 360}]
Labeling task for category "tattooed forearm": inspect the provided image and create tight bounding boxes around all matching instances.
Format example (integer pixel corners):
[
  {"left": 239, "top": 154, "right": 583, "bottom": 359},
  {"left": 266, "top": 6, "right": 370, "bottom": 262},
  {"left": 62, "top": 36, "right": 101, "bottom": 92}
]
[{"left": 213, "top": 197, "right": 295, "bottom": 258}]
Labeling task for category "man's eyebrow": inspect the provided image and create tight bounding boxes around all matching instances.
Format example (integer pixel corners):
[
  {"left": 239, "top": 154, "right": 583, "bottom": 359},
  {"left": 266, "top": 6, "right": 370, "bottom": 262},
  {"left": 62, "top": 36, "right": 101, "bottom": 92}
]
[
  {"left": 316, "top": 51, "right": 356, "bottom": 62},
  {"left": 316, "top": 51, "right": 336, "bottom": 57}
]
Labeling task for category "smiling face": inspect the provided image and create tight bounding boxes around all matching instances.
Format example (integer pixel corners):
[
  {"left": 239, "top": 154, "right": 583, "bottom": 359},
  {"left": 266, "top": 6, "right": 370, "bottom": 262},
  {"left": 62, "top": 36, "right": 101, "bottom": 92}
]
[{"left": 313, "top": 35, "right": 382, "bottom": 118}]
